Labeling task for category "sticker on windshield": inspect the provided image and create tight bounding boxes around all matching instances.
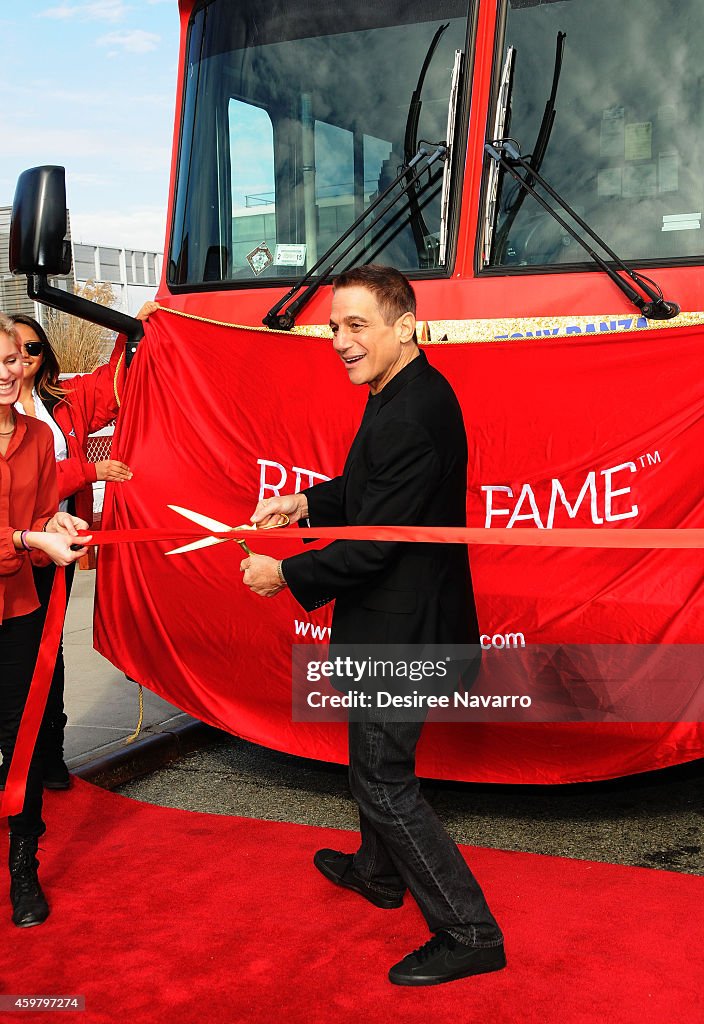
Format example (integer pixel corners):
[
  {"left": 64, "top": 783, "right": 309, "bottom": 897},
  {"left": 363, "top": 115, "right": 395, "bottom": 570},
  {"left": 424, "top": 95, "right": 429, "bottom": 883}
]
[
  {"left": 600, "top": 107, "right": 624, "bottom": 159},
  {"left": 625, "top": 121, "right": 652, "bottom": 162},
  {"left": 275, "top": 243, "right": 307, "bottom": 268},
  {"left": 246, "top": 242, "right": 274, "bottom": 275}
]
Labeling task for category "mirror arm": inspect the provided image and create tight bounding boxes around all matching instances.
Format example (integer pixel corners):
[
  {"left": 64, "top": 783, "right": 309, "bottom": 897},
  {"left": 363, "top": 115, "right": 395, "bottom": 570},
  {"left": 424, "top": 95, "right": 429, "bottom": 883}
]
[{"left": 28, "top": 274, "right": 144, "bottom": 367}]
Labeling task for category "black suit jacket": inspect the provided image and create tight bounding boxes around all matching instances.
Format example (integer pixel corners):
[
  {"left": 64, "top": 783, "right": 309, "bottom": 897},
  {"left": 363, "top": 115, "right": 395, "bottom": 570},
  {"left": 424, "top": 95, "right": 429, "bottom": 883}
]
[{"left": 282, "top": 350, "right": 480, "bottom": 646}]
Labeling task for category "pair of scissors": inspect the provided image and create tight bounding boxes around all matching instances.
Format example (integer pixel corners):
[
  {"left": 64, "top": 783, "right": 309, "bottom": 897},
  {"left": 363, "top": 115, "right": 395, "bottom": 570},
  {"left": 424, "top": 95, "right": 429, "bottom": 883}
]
[{"left": 165, "top": 505, "right": 289, "bottom": 556}]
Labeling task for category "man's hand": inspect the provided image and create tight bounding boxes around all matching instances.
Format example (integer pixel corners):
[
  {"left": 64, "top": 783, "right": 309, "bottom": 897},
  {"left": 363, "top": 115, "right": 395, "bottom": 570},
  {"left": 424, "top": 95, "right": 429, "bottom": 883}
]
[
  {"left": 95, "top": 459, "right": 133, "bottom": 482},
  {"left": 241, "top": 554, "right": 286, "bottom": 597},
  {"left": 250, "top": 493, "right": 308, "bottom": 528}
]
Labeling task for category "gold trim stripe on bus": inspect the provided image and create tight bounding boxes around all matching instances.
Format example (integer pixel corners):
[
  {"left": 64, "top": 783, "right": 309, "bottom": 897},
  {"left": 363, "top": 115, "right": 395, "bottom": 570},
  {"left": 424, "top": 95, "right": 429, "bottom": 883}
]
[{"left": 155, "top": 306, "right": 704, "bottom": 344}]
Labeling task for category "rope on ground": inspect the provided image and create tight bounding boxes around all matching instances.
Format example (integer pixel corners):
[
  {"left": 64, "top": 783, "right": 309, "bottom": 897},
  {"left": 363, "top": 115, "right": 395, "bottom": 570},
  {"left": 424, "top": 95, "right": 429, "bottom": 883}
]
[{"left": 125, "top": 683, "right": 144, "bottom": 744}]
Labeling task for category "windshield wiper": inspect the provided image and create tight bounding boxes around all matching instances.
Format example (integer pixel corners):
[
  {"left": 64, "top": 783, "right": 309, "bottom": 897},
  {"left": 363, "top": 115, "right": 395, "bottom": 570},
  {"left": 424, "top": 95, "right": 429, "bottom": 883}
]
[
  {"left": 439, "top": 47, "right": 463, "bottom": 266},
  {"left": 482, "top": 44, "right": 516, "bottom": 265},
  {"left": 492, "top": 31, "right": 565, "bottom": 264},
  {"left": 404, "top": 23, "right": 449, "bottom": 266},
  {"left": 263, "top": 144, "right": 447, "bottom": 330},
  {"left": 485, "top": 139, "right": 680, "bottom": 320}
]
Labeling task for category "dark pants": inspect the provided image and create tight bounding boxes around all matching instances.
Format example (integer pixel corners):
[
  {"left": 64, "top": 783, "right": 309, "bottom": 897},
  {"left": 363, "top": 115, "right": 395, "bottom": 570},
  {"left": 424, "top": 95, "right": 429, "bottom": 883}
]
[
  {"left": 349, "top": 711, "right": 503, "bottom": 947},
  {"left": 0, "top": 609, "right": 45, "bottom": 838},
  {"left": 33, "top": 561, "right": 75, "bottom": 757}
]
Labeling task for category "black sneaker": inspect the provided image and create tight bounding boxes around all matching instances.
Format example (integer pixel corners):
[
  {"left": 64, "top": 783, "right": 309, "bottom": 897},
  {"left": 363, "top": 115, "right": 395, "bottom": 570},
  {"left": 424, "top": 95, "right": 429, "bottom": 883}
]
[
  {"left": 388, "top": 930, "right": 506, "bottom": 986},
  {"left": 313, "top": 849, "right": 405, "bottom": 909}
]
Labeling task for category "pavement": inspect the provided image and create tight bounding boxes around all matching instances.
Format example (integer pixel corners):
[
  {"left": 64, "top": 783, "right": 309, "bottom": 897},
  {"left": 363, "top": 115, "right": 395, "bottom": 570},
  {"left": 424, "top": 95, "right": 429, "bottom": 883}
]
[{"left": 63, "top": 568, "right": 214, "bottom": 784}]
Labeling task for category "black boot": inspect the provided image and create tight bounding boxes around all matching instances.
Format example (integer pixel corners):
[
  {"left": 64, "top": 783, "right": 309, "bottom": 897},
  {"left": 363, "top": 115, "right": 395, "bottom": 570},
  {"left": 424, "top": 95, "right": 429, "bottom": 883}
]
[
  {"left": 9, "top": 835, "right": 50, "bottom": 928},
  {"left": 42, "top": 756, "right": 70, "bottom": 791}
]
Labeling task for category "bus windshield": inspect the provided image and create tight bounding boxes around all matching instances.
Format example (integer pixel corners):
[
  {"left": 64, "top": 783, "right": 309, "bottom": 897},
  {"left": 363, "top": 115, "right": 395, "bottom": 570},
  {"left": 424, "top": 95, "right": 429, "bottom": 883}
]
[
  {"left": 168, "top": 0, "right": 470, "bottom": 289},
  {"left": 486, "top": 0, "right": 704, "bottom": 270}
]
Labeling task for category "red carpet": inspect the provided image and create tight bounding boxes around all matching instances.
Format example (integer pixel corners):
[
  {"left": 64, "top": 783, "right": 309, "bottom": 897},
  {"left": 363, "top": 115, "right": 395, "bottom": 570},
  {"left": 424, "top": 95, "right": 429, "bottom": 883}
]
[{"left": 1, "top": 779, "right": 702, "bottom": 1024}]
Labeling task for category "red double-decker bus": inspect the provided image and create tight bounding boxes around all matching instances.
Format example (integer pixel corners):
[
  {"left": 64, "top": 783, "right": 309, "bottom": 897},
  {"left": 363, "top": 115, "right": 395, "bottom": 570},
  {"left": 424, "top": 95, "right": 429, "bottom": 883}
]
[{"left": 12, "top": 0, "right": 704, "bottom": 783}]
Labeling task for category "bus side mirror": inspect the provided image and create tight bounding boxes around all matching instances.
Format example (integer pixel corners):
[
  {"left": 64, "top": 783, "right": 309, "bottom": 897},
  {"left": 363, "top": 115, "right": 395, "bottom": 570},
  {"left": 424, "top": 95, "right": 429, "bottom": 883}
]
[{"left": 9, "top": 166, "right": 73, "bottom": 277}]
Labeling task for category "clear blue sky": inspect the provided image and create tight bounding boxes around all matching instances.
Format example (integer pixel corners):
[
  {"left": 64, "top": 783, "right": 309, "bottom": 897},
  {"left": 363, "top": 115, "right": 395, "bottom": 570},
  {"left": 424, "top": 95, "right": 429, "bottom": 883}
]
[{"left": 1, "top": 1, "right": 179, "bottom": 252}]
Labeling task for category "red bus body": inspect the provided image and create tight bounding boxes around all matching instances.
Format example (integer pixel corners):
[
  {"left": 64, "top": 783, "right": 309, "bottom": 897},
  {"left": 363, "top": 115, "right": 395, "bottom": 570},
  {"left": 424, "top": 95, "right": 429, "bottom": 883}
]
[{"left": 93, "top": 0, "right": 704, "bottom": 783}]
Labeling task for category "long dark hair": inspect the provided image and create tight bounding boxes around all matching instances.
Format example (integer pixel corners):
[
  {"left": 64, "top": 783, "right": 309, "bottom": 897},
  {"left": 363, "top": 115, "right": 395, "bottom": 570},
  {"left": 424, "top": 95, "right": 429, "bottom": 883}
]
[{"left": 10, "top": 314, "right": 64, "bottom": 400}]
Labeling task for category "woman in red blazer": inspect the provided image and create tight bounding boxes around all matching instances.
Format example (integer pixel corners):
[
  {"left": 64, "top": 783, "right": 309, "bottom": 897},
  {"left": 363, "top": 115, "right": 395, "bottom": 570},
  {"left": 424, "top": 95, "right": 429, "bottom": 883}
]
[
  {"left": 12, "top": 314, "right": 132, "bottom": 526},
  {"left": 0, "top": 314, "right": 90, "bottom": 927}
]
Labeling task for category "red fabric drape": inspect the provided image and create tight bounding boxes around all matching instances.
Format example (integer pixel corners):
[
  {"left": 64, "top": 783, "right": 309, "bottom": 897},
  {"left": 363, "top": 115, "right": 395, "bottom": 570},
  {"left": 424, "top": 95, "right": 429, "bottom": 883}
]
[{"left": 93, "top": 314, "right": 704, "bottom": 783}]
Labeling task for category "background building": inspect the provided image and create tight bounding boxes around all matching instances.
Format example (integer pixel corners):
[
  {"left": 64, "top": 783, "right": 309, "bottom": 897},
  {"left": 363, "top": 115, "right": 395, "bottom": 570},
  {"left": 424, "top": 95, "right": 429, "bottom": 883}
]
[{"left": 72, "top": 242, "right": 162, "bottom": 317}]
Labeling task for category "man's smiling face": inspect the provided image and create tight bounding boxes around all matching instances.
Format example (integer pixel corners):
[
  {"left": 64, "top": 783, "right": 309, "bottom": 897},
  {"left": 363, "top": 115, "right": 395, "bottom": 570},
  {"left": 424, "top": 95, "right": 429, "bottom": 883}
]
[{"left": 329, "top": 285, "right": 416, "bottom": 394}]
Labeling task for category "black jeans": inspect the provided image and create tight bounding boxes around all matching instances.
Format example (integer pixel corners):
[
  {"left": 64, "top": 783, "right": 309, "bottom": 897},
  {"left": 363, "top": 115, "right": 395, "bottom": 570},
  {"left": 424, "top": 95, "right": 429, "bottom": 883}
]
[
  {"left": 0, "top": 608, "right": 45, "bottom": 838},
  {"left": 33, "top": 562, "right": 76, "bottom": 753},
  {"left": 348, "top": 710, "right": 503, "bottom": 947}
]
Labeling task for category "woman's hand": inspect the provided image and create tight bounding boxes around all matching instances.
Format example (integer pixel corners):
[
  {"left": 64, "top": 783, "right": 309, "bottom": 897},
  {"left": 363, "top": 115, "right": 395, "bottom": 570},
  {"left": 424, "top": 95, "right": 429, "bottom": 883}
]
[
  {"left": 136, "top": 300, "right": 159, "bottom": 320},
  {"left": 25, "top": 531, "right": 91, "bottom": 567},
  {"left": 44, "top": 511, "right": 89, "bottom": 537},
  {"left": 95, "top": 460, "right": 133, "bottom": 482}
]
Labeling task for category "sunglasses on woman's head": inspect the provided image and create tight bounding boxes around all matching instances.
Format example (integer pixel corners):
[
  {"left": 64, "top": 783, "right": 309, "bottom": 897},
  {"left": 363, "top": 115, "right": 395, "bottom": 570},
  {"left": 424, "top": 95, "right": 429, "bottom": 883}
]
[{"left": 23, "top": 342, "right": 44, "bottom": 356}]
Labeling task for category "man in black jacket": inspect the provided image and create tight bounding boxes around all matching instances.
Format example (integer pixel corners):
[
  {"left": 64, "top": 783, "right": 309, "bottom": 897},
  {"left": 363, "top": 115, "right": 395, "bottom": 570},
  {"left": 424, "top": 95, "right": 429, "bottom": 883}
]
[{"left": 242, "top": 265, "right": 504, "bottom": 986}]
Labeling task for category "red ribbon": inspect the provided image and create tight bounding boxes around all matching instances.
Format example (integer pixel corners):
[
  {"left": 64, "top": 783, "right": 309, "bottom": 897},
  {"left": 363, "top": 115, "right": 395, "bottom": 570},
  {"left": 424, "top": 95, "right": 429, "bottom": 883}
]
[
  {"left": 79, "top": 525, "right": 704, "bottom": 549},
  {"left": 0, "top": 570, "right": 66, "bottom": 820}
]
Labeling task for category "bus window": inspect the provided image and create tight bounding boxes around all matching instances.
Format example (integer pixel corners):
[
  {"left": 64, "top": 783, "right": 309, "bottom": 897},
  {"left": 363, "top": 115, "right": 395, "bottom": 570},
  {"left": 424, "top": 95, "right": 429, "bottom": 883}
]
[
  {"left": 229, "top": 101, "right": 276, "bottom": 277},
  {"left": 314, "top": 121, "right": 355, "bottom": 266},
  {"left": 311, "top": 125, "right": 393, "bottom": 267},
  {"left": 168, "top": 0, "right": 470, "bottom": 290},
  {"left": 485, "top": 0, "right": 704, "bottom": 270}
]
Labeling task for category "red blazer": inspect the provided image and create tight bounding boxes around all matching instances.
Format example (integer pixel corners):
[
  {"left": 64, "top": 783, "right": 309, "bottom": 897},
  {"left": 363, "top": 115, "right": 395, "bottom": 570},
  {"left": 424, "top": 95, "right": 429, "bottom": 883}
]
[
  {"left": 0, "top": 416, "right": 57, "bottom": 623},
  {"left": 46, "top": 334, "right": 125, "bottom": 526}
]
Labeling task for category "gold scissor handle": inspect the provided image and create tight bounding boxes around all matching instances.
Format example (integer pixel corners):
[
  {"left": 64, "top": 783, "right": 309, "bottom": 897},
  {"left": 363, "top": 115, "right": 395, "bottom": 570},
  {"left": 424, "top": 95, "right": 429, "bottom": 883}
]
[
  {"left": 258, "top": 513, "right": 290, "bottom": 530},
  {"left": 237, "top": 513, "right": 290, "bottom": 555}
]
